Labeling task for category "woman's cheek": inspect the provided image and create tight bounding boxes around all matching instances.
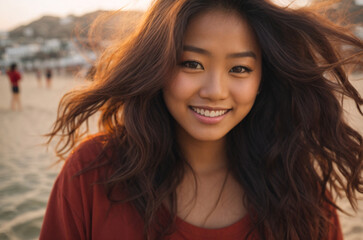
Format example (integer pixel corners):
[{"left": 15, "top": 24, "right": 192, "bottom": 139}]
[
  {"left": 230, "top": 80, "right": 260, "bottom": 104},
  {"left": 167, "top": 73, "right": 200, "bottom": 99}
]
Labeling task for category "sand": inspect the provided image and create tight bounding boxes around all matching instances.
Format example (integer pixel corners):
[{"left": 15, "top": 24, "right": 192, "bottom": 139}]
[{"left": 0, "top": 73, "right": 362, "bottom": 239}]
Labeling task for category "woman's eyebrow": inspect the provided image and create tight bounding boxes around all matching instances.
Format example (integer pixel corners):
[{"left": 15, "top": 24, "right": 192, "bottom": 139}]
[
  {"left": 183, "top": 45, "right": 256, "bottom": 59},
  {"left": 183, "top": 45, "right": 211, "bottom": 55},
  {"left": 227, "top": 51, "right": 256, "bottom": 59}
]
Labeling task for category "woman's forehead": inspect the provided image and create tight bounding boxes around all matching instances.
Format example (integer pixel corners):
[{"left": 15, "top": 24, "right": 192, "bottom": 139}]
[{"left": 182, "top": 9, "right": 260, "bottom": 56}]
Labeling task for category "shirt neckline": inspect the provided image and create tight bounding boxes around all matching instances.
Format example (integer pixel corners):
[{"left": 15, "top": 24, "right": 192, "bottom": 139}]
[{"left": 174, "top": 213, "right": 252, "bottom": 239}]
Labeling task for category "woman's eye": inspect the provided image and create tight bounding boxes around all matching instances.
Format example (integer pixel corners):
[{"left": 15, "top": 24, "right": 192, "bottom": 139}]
[
  {"left": 181, "top": 61, "right": 204, "bottom": 70},
  {"left": 229, "top": 66, "right": 252, "bottom": 74}
]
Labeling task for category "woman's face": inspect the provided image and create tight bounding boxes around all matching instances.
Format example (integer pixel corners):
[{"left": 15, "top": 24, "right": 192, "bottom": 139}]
[{"left": 163, "top": 9, "right": 262, "bottom": 142}]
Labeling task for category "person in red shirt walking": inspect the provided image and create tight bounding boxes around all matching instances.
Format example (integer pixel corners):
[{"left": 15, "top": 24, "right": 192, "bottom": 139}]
[{"left": 6, "top": 63, "right": 22, "bottom": 110}]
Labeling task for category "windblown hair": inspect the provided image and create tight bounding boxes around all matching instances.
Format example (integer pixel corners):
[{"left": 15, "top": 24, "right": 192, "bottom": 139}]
[{"left": 48, "top": 0, "right": 363, "bottom": 239}]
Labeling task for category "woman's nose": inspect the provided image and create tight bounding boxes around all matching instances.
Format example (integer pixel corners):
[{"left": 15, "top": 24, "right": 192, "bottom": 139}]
[{"left": 199, "top": 72, "right": 228, "bottom": 101}]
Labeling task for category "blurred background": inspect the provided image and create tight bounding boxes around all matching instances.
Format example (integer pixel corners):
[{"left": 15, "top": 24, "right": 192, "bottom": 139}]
[{"left": 0, "top": 0, "right": 362, "bottom": 240}]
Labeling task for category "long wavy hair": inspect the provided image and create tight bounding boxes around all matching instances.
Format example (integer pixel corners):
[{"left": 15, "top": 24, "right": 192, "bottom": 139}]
[{"left": 48, "top": 0, "right": 363, "bottom": 239}]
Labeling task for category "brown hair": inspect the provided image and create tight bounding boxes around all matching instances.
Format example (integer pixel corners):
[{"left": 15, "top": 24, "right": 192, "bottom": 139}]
[{"left": 48, "top": 0, "right": 363, "bottom": 239}]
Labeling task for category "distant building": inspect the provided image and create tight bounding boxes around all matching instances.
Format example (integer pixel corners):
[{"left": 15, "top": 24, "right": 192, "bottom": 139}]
[
  {"left": 0, "top": 31, "right": 10, "bottom": 47},
  {"left": 60, "top": 16, "right": 74, "bottom": 25},
  {"left": 42, "top": 39, "right": 61, "bottom": 52},
  {"left": 4, "top": 44, "right": 40, "bottom": 64}
]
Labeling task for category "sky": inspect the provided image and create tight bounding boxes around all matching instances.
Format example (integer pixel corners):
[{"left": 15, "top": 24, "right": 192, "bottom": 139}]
[{"left": 0, "top": 0, "right": 361, "bottom": 32}]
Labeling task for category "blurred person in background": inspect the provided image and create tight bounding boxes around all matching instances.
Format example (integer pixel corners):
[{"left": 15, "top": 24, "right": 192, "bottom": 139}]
[
  {"left": 35, "top": 68, "right": 42, "bottom": 88},
  {"left": 45, "top": 68, "right": 52, "bottom": 88},
  {"left": 7, "top": 63, "right": 22, "bottom": 111},
  {"left": 40, "top": 0, "right": 363, "bottom": 239}
]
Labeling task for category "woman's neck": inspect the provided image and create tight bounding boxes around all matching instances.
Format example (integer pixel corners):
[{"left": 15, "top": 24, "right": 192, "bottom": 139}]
[
  {"left": 174, "top": 127, "right": 246, "bottom": 228},
  {"left": 177, "top": 127, "right": 228, "bottom": 175}
]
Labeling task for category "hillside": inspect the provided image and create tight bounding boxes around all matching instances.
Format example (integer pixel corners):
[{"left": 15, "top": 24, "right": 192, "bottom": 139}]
[{"left": 8, "top": 10, "right": 144, "bottom": 41}]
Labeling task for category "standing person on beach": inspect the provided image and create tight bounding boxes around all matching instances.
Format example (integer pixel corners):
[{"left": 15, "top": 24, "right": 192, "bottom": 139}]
[
  {"left": 40, "top": 0, "right": 363, "bottom": 239},
  {"left": 35, "top": 68, "right": 42, "bottom": 88},
  {"left": 45, "top": 68, "right": 52, "bottom": 88},
  {"left": 6, "top": 63, "right": 22, "bottom": 111}
]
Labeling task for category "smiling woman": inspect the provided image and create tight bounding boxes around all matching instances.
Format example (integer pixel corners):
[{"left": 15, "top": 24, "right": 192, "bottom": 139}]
[
  {"left": 164, "top": 9, "right": 261, "bottom": 142},
  {"left": 40, "top": 0, "right": 362, "bottom": 239}
]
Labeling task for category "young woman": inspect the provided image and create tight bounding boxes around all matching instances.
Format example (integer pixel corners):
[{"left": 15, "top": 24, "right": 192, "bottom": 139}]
[{"left": 40, "top": 0, "right": 363, "bottom": 239}]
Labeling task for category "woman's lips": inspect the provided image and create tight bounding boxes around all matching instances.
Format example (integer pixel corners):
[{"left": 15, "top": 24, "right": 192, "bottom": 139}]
[{"left": 189, "top": 106, "right": 231, "bottom": 124}]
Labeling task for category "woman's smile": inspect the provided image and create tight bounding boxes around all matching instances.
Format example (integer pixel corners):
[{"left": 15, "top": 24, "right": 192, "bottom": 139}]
[
  {"left": 190, "top": 106, "right": 230, "bottom": 117},
  {"left": 189, "top": 106, "right": 231, "bottom": 124}
]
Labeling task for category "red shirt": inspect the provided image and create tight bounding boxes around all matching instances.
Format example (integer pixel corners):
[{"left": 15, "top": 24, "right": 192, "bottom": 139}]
[
  {"left": 40, "top": 137, "right": 344, "bottom": 240},
  {"left": 7, "top": 70, "right": 21, "bottom": 87}
]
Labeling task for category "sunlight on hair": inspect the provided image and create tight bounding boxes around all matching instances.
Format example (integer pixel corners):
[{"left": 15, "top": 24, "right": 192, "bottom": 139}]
[
  {"left": 273, "top": 0, "right": 311, "bottom": 7},
  {"left": 127, "top": 0, "right": 311, "bottom": 10},
  {"left": 273, "top": 0, "right": 312, "bottom": 7},
  {"left": 121, "top": 0, "right": 153, "bottom": 10}
]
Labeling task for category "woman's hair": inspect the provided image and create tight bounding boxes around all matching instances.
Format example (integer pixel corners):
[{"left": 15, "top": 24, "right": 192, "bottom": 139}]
[{"left": 48, "top": 0, "right": 363, "bottom": 239}]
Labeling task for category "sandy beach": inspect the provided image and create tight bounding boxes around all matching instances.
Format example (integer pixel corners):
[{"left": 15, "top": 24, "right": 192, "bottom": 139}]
[{"left": 0, "top": 73, "right": 362, "bottom": 240}]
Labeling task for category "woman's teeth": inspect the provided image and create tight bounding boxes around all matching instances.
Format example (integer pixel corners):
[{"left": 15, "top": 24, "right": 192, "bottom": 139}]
[{"left": 191, "top": 107, "right": 228, "bottom": 117}]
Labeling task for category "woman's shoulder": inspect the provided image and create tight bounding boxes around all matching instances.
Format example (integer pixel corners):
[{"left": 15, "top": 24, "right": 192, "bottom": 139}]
[
  {"left": 54, "top": 133, "right": 115, "bottom": 204},
  {"left": 72, "top": 133, "right": 108, "bottom": 156},
  {"left": 63, "top": 133, "right": 111, "bottom": 176}
]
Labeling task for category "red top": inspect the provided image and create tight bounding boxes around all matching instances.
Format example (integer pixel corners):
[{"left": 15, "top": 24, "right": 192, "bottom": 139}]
[
  {"left": 40, "top": 137, "right": 344, "bottom": 240},
  {"left": 7, "top": 70, "right": 21, "bottom": 87}
]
